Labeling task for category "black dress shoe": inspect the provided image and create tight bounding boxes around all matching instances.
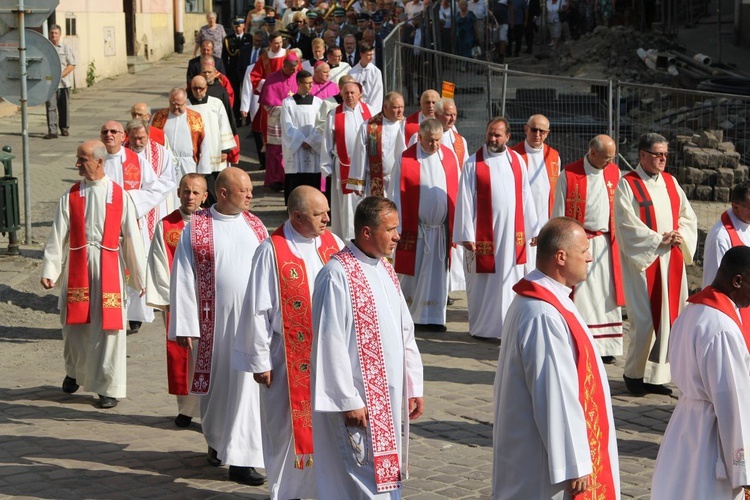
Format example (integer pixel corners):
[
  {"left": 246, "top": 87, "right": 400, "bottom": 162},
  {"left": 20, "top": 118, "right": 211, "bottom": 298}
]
[
  {"left": 228, "top": 466, "right": 265, "bottom": 485},
  {"left": 207, "top": 447, "right": 222, "bottom": 466},
  {"left": 644, "top": 383, "right": 673, "bottom": 396},
  {"left": 415, "top": 323, "right": 447, "bottom": 332},
  {"left": 623, "top": 375, "right": 647, "bottom": 396},
  {"left": 174, "top": 414, "right": 192, "bottom": 427},
  {"left": 128, "top": 321, "right": 142, "bottom": 333},
  {"left": 601, "top": 356, "right": 616, "bottom": 365},
  {"left": 97, "top": 395, "right": 118, "bottom": 409},
  {"left": 62, "top": 376, "right": 79, "bottom": 394},
  {"left": 447, "top": 296, "right": 455, "bottom": 306}
]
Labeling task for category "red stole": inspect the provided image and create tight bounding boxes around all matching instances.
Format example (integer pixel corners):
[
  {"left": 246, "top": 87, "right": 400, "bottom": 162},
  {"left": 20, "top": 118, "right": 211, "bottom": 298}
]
[
  {"left": 688, "top": 286, "right": 750, "bottom": 352},
  {"left": 624, "top": 171, "right": 684, "bottom": 358},
  {"left": 366, "top": 113, "right": 385, "bottom": 196},
  {"left": 513, "top": 278, "right": 617, "bottom": 500},
  {"left": 149, "top": 126, "right": 166, "bottom": 146},
  {"left": 161, "top": 210, "right": 190, "bottom": 395},
  {"left": 474, "top": 147, "right": 525, "bottom": 273},
  {"left": 404, "top": 111, "right": 421, "bottom": 144},
  {"left": 122, "top": 148, "right": 142, "bottom": 191},
  {"left": 717, "top": 210, "right": 750, "bottom": 345},
  {"left": 563, "top": 159, "right": 625, "bottom": 306},
  {"left": 511, "top": 142, "right": 561, "bottom": 217},
  {"left": 189, "top": 209, "right": 269, "bottom": 395},
  {"left": 451, "top": 130, "right": 465, "bottom": 167},
  {"left": 143, "top": 140, "right": 165, "bottom": 240},
  {"left": 335, "top": 102, "right": 371, "bottom": 194},
  {"left": 270, "top": 225, "right": 340, "bottom": 468},
  {"left": 394, "top": 144, "right": 459, "bottom": 276},
  {"left": 333, "top": 246, "right": 402, "bottom": 493},
  {"left": 66, "top": 180, "right": 125, "bottom": 331}
]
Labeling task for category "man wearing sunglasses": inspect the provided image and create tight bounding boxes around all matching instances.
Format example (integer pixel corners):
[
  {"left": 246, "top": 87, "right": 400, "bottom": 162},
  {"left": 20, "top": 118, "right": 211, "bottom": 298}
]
[{"left": 615, "top": 132, "right": 698, "bottom": 397}]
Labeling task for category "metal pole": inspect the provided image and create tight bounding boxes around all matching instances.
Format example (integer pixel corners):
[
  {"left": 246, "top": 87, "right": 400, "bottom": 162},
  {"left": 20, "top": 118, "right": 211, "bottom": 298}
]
[
  {"left": 607, "top": 78, "right": 613, "bottom": 137},
  {"left": 486, "top": 64, "right": 492, "bottom": 122},
  {"left": 716, "top": 0, "right": 722, "bottom": 63},
  {"left": 614, "top": 81, "right": 622, "bottom": 167},
  {"left": 18, "top": 0, "right": 31, "bottom": 245},
  {"left": 500, "top": 64, "right": 508, "bottom": 117}
]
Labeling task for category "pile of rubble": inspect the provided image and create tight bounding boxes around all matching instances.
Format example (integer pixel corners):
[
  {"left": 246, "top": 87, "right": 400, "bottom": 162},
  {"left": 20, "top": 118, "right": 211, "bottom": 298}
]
[
  {"left": 670, "top": 130, "right": 746, "bottom": 201},
  {"left": 553, "top": 25, "right": 675, "bottom": 83}
]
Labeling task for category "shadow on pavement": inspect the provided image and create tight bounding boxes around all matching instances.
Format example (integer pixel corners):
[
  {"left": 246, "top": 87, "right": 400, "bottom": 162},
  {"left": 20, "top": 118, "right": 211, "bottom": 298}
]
[
  {"left": 423, "top": 365, "right": 495, "bottom": 386},
  {"left": 0, "top": 325, "right": 60, "bottom": 342},
  {"left": 0, "top": 284, "right": 59, "bottom": 314},
  {"left": 410, "top": 420, "right": 493, "bottom": 448}
]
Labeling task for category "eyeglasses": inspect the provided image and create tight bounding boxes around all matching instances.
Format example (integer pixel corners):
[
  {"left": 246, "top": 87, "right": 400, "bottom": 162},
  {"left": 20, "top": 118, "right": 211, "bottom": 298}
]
[
  {"left": 100, "top": 129, "right": 122, "bottom": 135},
  {"left": 642, "top": 149, "right": 669, "bottom": 159},
  {"left": 528, "top": 127, "right": 549, "bottom": 134}
]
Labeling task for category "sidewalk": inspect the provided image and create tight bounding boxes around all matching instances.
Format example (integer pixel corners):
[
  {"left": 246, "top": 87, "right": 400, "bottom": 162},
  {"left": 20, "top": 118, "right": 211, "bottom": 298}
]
[{"left": 0, "top": 53, "right": 671, "bottom": 499}]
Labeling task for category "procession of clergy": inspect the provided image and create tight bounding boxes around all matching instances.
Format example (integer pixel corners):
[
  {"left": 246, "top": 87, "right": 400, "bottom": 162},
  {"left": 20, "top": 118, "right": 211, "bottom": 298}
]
[{"left": 38, "top": 31, "right": 750, "bottom": 498}]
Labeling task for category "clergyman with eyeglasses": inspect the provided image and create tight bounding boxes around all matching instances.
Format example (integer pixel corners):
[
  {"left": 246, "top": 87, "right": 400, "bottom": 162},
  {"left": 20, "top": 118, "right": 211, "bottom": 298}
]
[{"left": 615, "top": 132, "right": 698, "bottom": 397}]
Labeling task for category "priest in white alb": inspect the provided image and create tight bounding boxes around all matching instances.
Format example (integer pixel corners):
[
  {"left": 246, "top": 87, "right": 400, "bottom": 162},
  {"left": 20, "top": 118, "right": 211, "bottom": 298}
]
[
  {"left": 41, "top": 140, "right": 146, "bottom": 410},
  {"left": 320, "top": 80, "right": 372, "bottom": 240},
  {"left": 234, "top": 186, "right": 343, "bottom": 500},
  {"left": 146, "top": 173, "right": 208, "bottom": 428},
  {"left": 311, "top": 196, "right": 424, "bottom": 499},
  {"left": 347, "top": 91, "right": 406, "bottom": 199},
  {"left": 391, "top": 118, "right": 459, "bottom": 332},
  {"left": 169, "top": 167, "right": 268, "bottom": 486},
  {"left": 493, "top": 217, "right": 619, "bottom": 500},
  {"left": 615, "top": 133, "right": 697, "bottom": 396},
  {"left": 702, "top": 180, "right": 750, "bottom": 286},
  {"left": 652, "top": 246, "right": 750, "bottom": 500},
  {"left": 188, "top": 75, "right": 236, "bottom": 173},
  {"left": 453, "top": 117, "right": 539, "bottom": 339}
]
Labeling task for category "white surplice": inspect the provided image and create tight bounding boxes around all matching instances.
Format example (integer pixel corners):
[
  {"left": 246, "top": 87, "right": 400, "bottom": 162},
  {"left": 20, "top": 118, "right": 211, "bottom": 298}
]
[
  {"left": 234, "top": 222, "right": 343, "bottom": 500},
  {"left": 320, "top": 102, "right": 369, "bottom": 241},
  {"left": 552, "top": 156, "right": 623, "bottom": 356},
  {"left": 702, "top": 207, "right": 750, "bottom": 287},
  {"left": 347, "top": 115, "right": 406, "bottom": 198},
  {"left": 311, "top": 242, "right": 424, "bottom": 499},
  {"left": 160, "top": 112, "right": 212, "bottom": 202},
  {"left": 280, "top": 94, "right": 324, "bottom": 174},
  {"left": 105, "top": 146, "right": 173, "bottom": 325},
  {"left": 492, "top": 270, "right": 620, "bottom": 500},
  {"left": 348, "top": 62, "right": 383, "bottom": 112},
  {"left": 240, "top": 63, "right": 261, "bottom": 120},
  {"left": 392, "top": 145, "right": 454, "bottom": 325},
  {"left": 41, "top": 176, "right": 146, "bottom": 398},
  {"left": 146, "top": 209, "right": 200, "bottom": 418},
  {"left": 169, "top": 206, "right": 265, "bottom": 467},
  {"left": 328, "top": 62, "right": 351, "bottom": 84},
  {"left": 615, "top": 165, "right": 698, "bottom": 384},
  {"left": 522, "top": 140, "right": 559, "bottom": 230},
  {"left": 452, "top": 145, "right": 539, "bottom": 339},
  {"left": 651, "top": 300, "right": 750, "bottom": 500},
  {"left": 188, "top": 96, "right": 236, "bottom": 172}
]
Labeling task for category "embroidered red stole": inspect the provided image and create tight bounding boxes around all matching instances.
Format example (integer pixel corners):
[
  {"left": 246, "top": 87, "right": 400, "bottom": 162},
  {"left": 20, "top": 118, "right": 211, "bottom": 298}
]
[
  {"left": 121, "top": 148, "right": 142, "bottom": 191},
  {"left": 404, "top": 111, "right": 420, "bottom": 144},
  {"left": 143, "top": 140, "right": 165, "bottom": 240},
  {"left": 333, "top": 246, "right": 402, "bottom": 493},
  {"left": 688, "top": 286, "right": 750, "bottom": 352},
  {"left": 563, "top": 160, "right": 625, "bottom": 306},
  {"left": 190, "top": 209, "right": 269, "bottom": 394},
  {"left": 335, "top": 102, "right": 371, "bottom": 194},
  {"left": 513, "top": 278, "right": 617, "bottom": 500},
  {"left": 624, "top": 171, "right": 684, "bottom": 359},
  {"left": 161, "top": 210, "right": 190, "bottom": 395},
  {"left": 511, "top": 142, "right": 561, "bottom": 217},
  {"left": 474, "top": 147, "right": 525, "bottom": 273},
  {"left": 452, "top": 130, "right": 465, "bottom": 167},
  {"left": 271, "top": 225, "right": 340, "bottom": 468},
  {"left": 366, "top": 113, "right": 385, "bottom": 196},
  {"left": 67, "top": 180, "right": 125, "bottom": 330},
  {"left": 394, "top": 144, "right": 459, "bottom": 276}
]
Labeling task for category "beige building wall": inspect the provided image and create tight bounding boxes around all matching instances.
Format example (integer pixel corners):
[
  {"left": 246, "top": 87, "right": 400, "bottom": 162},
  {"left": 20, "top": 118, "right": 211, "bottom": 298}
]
[{"left": 135, "top": 13, "right": 175, "bottom": 61}]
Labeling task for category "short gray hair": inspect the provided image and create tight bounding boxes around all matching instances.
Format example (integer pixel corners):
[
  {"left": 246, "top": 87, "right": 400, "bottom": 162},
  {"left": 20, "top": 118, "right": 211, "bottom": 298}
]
[
  {"left": 637, "top": 133, "right": 668, "bottom": 152},
  {"left": 125, "top": 119, "right": 148, "bottom": 133},
  {"left": 434, "top": 98, "right": 455, "bottom": 116},
  {"left": 91, "top": 143, "right": 107, "bottom": 161},
  {"left": 418, "top": 118, "right": 443, "bottom": 137}
]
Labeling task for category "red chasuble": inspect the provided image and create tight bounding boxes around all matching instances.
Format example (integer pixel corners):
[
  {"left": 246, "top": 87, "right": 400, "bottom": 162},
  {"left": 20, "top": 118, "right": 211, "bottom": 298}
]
[
  {"left": 333, "top": 246, "right": 403, "bottom": 493},
  {"left": 67, "top": 180, "right": 125, "bottom": 331},
  {"left": 160, "top": 210, "right": 190, "bottom": 395},
  {"left": 563, "top": 159, "right": 625, "bottom": 306},
  {"left": 624, "top": 171, "right": 683, "bottom": 362},
  {"left": 151, "top": 108, "right": 206, "bottom": 165},
  {"left": 511, "top": 142, "right": 561, "bottom": 217},
  {"left": 366, "top": 113, "right": 386, "bottom": 196},
  {"left": 335, "top": 102, "right": 371, "bottom": 194},
  {"left": 270, "top": 225, "right": 340, "bottom": 468},
  {"left": 404, "top": 111, "right": 421, "bottom": 144},
  {"left": 513, "top": 278, "right": 617, "bottom": 500},
  {"left": 189, "top": 209, "right": 269, "bottom": 395},
  {"left": 395, "top": 143, "right": 459, "bottom": 276},
  {"left": 474, "top": 147, "right": 526, "bottom": 273},
  {"left": 688, "top": 286, "right": 750, "bottom": 352}
]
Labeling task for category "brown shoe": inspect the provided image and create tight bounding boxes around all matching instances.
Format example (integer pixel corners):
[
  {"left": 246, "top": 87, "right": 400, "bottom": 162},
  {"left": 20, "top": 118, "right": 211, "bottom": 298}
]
[
  {"left": 43, "top": 133, "right": 58, "bottom": 139},
  {"left": 61, "top": 129, "right": 69, "bottom": 136}
]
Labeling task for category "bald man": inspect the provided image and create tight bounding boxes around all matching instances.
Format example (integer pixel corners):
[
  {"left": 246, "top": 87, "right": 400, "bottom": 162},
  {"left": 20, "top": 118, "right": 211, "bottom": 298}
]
[
  {"left": 552, "top": 135, "right": 624, "bottom": 363},
  {"left": 235, "top": 186, "right": 343, "bottom": 499},
  {"left": 130, "top": 102, "right": 166, "bottom": 146},
  {"left": 170, "top": 167, "right": 268, "bottom": 485},
  {"left": 511, "top": 114, "right": 562, "bottom": 230},
  {"left": 404, "top": 89, "right": 440, "bottom": 145}
]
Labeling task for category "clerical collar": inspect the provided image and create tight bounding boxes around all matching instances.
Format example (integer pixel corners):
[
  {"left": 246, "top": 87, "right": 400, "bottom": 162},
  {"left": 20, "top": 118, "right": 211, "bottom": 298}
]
[
  {"left": 350, "top": 241, "right": 380, "bottom": 263},
  {"left": 189, "top": 95, "right": 208, "bottom": 105},
  {"left": 293, "top": 93, "right": 314, "bottom": 105},
  {"left": 329, "top": 63, "right": 339, "bottom": 68}
]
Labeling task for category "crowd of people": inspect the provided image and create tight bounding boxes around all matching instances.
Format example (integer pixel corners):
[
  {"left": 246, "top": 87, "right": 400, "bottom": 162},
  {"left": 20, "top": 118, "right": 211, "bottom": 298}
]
[{"left": 36, "top": 5, "right": 750, "bottom": 500}]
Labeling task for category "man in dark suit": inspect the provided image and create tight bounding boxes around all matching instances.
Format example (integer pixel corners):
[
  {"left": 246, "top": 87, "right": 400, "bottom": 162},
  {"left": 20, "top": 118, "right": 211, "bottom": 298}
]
[
  {"left": 288, "top": 15, "right": 314, "bottom": 60},
  {"left": 342, "top": 34, "right": 360, "bottom": 67},
  {"left": 187, "top": 40, "right": 226, "bottom": 86}
]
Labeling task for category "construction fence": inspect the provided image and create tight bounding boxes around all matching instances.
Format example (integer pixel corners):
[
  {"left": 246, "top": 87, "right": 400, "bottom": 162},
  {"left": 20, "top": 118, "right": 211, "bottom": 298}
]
[{"left": 382, "top": 22, "right": 750, "bottom": 229}]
